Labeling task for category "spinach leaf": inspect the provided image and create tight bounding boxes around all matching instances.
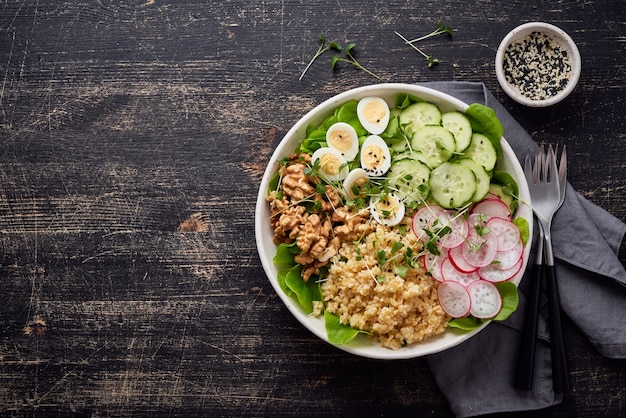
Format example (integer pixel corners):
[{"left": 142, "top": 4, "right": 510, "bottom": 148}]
[
  {"left": 335, "top": 99, "right": 368, "bottom": 136},
  {"left": 448, "top": 316, "right": 483, "bottom": 331},
  {"left": 273, "top": 242, "right": 299, "bottom": 267},
  {"left": 492, "top": 281, "right": 519, "bottom": 321},
  {"left": 285, "top": 267, "right": 316, "bottom": 314},
  {"left": 324, "top": 311, "right": 368, "bottom": 344},
  {"left": 465, "top": 103, "right": 503, "bottom": 155},
  {"left": 513, "top": 216, "right": 530, "bottom": 246},
  {"left": 277, "top": 264, "right": 299, "bottom": 298},
  {"left": 393, "top": 93, "right": 423, "bottom": 109}
]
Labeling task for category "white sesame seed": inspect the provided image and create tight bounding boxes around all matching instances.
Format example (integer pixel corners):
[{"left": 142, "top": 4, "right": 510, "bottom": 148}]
[{"left": 503, "top": 31, "right": 572, "bottom": 101}]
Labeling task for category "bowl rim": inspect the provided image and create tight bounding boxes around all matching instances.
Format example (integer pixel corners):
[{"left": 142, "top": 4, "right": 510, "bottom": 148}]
[
  {"left": 255, "top": 83, "right": 533, "bottom": 359},
  {"left": 495, "top": 21, "right": 581, "bottom": 107}
]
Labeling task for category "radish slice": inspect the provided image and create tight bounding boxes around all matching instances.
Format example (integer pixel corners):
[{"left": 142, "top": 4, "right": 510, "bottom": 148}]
[
  {"left": 491, "top": 238, "right": 524, "bottom": 270},
  {"left": 478, "top": 255, "right": 523, "bottom": 283},
  {"left": 487, "top": 217, "right": 521, "bottom": 252},
  {"left": 441, "top": 258, "right": 480, "bottom": 287},
  {"left": 435, "top": 211, "right": 470, "bottom": 249},
  {"left": 412, "top": 205, "right": 444, "bottom": 241},
  {"left": 467, "top": 280, "right": 502, "bottom": 318},
  {"left": 472, "top": 198, "right": 511, "bottom": 220},
  {"left": 461, "top": 228, "right": 499, "bottom": 268},
  {"left": 423, "top": 248, "right": 448, "bottom": 282},
  {"left": 448, "top": 245, "right": 479, "bottom": 273},
  {"left": 437, "top": 281, "right": 472, "bottom": 318}
]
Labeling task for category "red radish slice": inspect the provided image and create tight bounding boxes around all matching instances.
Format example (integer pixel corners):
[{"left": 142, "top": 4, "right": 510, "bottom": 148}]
[
  {"left": 491, "top": 238, "right": 524, "bottom": 270},
  {"left": 487, "top": 217, "right": 521, "bottom": 252},
  {"left": 412, "top": 205, "right": 444, "bottom": 241},
  {"left": 448, "top": 245, "right": 479, "bottom": 273},
  {"left": 478, "top": 255, "right": 523, "bottom": 282},
  {"left": 467, "top": 280, "right": 502, "bottom": 318},
  {"left": 423, "top": 248, "right": 448, "bottom": 282},
  {"left": 437, "top": 281, "right": 472, "bottom": 318},
  {"left": 461, "top": 229, "right": 499, "bottom": 268},
  {"left": 441, "top": 258, "right": 480, "bottom": 287},
  {"left": 435, "top": 211, "right": 470, "bottom": 249},
  {"left": 472, "top": 198, "right": 511, "bottom": 220}
]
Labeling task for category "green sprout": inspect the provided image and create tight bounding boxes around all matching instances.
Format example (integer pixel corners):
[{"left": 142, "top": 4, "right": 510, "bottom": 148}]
[
  {"left": 395, "top": 22, "right": 454, "bottom": 68},
  {"left": 299, "top": 33, "right": 342, "bottom": 81},
  {"left": 407, "top": 22, "right": 454, "bottom": 43},
  {"left": 330, "top": 43, "right": 384, "bottom": 81}
]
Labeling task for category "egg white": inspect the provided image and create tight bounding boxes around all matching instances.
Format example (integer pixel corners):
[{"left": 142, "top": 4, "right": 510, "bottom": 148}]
[
  {"left": 343, "top": 168, "right": 370, "bottom": 199},
  {"left": 326, "top": 122, "right": 359, "bottom": 161},
  {"left": 357, "top": 97, "right": 390, "bottom": 135},
  {"left": 360, "top": 135, "right": 391, "bottom": 176},
  {"left": 311, "top": 147, "right": 349, "bottom": 182},
  {"left": 370, "top": 193, "right": 406, "bottom": 226}
]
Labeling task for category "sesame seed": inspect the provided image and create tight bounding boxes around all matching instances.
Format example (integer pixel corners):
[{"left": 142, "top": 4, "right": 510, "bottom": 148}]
[{"left": 503, "top": 31, "right": 572, "bottom": 101}]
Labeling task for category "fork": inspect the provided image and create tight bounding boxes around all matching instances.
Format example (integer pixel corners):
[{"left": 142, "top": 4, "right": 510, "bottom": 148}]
[
  {"left": 544, "top": 145, "right": 570, "bottom": 394},
  {"left": 515, "top": 145, "right": 570, "bottom": 393}
]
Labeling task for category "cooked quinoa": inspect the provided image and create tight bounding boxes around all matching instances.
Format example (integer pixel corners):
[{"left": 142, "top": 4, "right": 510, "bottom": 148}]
[{"left": 321, "top": 219, "right": 450, "bottom": 350}]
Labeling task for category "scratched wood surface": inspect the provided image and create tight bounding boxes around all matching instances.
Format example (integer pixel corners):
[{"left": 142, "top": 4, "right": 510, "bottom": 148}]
[{"left": 0, "top": 0, "right": 624, "bottom": 416}]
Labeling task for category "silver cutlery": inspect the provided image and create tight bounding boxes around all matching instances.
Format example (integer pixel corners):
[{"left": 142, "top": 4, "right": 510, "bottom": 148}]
[{"left": 516, "top": 145, "right": 570, "bottom": 393}]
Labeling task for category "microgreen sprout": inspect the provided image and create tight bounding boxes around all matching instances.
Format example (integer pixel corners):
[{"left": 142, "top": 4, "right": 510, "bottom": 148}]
[
  {"left": 331, "top": 43, "right": 384, "bottom": 81},
  {"left": 300, "top": 33, "right": 342, "bottom": 81},
  {"left": 395, "top": 22, "right": 454, "bottom": 68},
  {"left": 406, "top": 22, "right": 454, "bottom": 43}
]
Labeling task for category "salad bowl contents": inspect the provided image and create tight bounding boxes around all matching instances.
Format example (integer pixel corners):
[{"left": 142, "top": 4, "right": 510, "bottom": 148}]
[{"left": 255, "top": 84, "right": 532, "bottom": 359}]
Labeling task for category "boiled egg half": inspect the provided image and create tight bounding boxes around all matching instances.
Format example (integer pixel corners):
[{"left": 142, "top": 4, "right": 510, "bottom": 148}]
[
  {"left": 360, "top": 135, "right": 391, "bottom": 177},
  {"left": 311, "top": 147, "right": 349, "bottom": 182},
  {"left": 343, "top": 168, "right": 370, "bottom": 199},
  {"left": 370, "top": 193, "right": 406, "bottom": 226},
  {"left": 357, "top": 97, "right": 390, "bottom": 135},
  {"left": 326, "top": 122, "right": 359, "bottom": 162}
]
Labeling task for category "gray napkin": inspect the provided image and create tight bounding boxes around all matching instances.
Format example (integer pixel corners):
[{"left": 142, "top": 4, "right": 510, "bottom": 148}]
[{"left": 419, "top": 81, "right": 626, "bottom": 417}]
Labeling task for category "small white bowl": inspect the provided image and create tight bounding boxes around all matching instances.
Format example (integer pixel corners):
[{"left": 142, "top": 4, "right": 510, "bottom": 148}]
[
  {"left": 496, "top": 22, "right": 581, "bottom": 107},
  {"left": 255, "top": 83, "right": 533, "bottom": 359}
]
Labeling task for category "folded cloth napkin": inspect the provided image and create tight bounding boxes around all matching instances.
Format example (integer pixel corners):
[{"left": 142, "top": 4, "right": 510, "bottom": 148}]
[{"left": 419, "top": 81, "right": 626, "bottom": 417}]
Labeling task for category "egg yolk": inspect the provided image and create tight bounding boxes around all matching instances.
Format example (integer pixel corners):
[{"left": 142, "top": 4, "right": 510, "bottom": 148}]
[
  {"left": 375, "top": 197, "right": 398, "bottom": 217},
  {"left": 328, "top": 129, "right": 353, "bottom": 152},
  {"left": 362, "top": 144, "right": 385, "bottom": 169},
  {"left": 319, "top": 154, "right": 341, "bottom": 176},
  {"left": 362, "top": 101, "right": 387, "bottom": 124}
]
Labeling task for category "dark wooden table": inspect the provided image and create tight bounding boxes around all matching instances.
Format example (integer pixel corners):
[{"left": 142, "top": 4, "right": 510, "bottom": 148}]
[{"left": 1, "top": 1, "right": 624, "bottom": 416}]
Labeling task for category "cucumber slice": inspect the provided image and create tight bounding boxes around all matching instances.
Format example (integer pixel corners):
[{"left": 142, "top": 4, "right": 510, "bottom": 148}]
[
  {"left": 387, "top": 158, "right": 431, "bottom": 204},
  {"left": 442, "top": 111, "right": 472, "bottom": 153},
  {"left": 457, "top": 158, "right": 491, "bottom": 202},
  {"left": 462, "top": 133, "right": 498, "bottom": 172},
  {"left": 410, "top": 125, "right": 455, "bottom": 168},
  {"left": 390, "top": 140, "right": 409, "bottom": 152},
  {"left": 399, "top": 102, "right": 442, "bottom": 137},
  {"left": 394, "top": 149, "right": 430, "bottom": 165},
  {"left": 429, "top": 162, "right": 477, "bottom": 209}
]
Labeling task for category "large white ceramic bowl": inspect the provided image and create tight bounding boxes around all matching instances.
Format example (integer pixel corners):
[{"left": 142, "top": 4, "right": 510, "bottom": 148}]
[{"left": 255, "top": 84, "right": 532, "bottom": 359}]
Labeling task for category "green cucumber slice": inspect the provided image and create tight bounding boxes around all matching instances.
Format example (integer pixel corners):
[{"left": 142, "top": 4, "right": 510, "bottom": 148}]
[
  {"left": 387, "top": 158, "right": 431, "bottom": 205},
  {"left": 399, "top": 102, "right": 442, "bottom": 138},
  {"left": 462, "top": 133, "right": 498, "bottom": 171},
  {"left": 457, "top": 158, "right": 491, "bottom": 202},
  {"left": 442, "top": 111, "right": 472, "bottom": 153},
  {"left": 429, "top": 161, "right": 477, "bottom": 209},
  {"left": 410, "top": 125, "right": 455, "bottom": 168}
]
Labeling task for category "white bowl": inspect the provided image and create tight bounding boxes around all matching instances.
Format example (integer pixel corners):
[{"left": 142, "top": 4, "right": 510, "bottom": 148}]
[
  {"left": 496, "top": 22, "right": 581, "bottom": 107},
  {"left": 255, "top": 83, "right": 532, "bottom": 359}
]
